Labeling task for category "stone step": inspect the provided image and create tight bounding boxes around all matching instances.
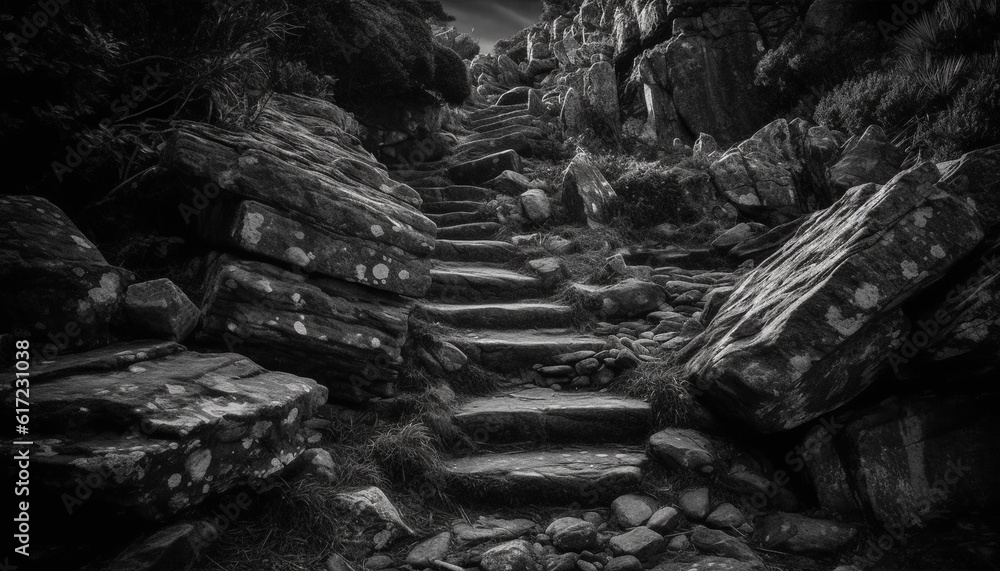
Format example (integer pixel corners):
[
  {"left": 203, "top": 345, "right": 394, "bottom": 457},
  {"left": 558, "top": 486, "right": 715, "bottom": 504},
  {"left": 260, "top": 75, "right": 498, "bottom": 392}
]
[
  {"left": 447, "top": 150, "right": 522, "bottom": 186},
  {"left": 469, "top": 111, "right": 534, "bottom": 130},
  {"left": 472, "top": 114, "right": 545, "bottom": 135},
  {"left": 416, "top": 302, "right": 575, "bottom": 329},
  {"left": 425, "top": 210, "right": 496, "bottom": 227},
  {"left": 429, "top": 263, "right": 545, "bottom": 302},
  {"left": 433, "top": 240, "right": 520, "bottom": 263},
  {"left": 452, "top": 134, "right": 534, "bottom": 162},
  {"left": 453, "top": 387, "right": 652, "bottom": 445},
  {"left": 445, "top": 329, "right": 607, "bottom": 372},
  {"left": 468, "top": 103, "right": 528, "bottom": 122},
  {"left": 418, "top": 185, "right": 496, "bottom": 203},
  {"left": 422, "top": 201, "right": 484, "bottom": 215},
  {"left": 437, "top": 222, "right": 502, "bottom": 241},
  {"left": 465, "top": 125, "right": 546, "bottom": 144},
  {"left": 442, "top": 446, "right": 649, "bottom": 506}
]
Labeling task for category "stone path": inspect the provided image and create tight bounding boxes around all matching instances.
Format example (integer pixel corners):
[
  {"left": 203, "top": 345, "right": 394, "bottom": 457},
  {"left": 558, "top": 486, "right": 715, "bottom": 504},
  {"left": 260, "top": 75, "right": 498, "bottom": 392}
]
[{"left": 389, "top": 97, "right": 659, "bottom": 506}]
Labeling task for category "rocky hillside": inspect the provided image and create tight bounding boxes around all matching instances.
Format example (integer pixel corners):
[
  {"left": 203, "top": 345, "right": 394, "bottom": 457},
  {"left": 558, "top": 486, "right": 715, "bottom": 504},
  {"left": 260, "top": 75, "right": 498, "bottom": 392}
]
[{"left": 2, "top": 1, "right": 999, "bottom": 571}]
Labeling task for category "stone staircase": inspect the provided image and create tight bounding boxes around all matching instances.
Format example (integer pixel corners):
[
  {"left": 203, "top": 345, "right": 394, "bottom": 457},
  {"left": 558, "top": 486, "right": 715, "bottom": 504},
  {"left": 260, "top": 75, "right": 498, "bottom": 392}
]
[{"left": 388, "top": 99, "right": 658, "bottom": 507}]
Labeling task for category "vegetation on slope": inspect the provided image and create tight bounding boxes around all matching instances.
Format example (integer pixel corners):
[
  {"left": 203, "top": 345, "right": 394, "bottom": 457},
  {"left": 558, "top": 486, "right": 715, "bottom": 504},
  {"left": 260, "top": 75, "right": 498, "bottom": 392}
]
[
  {"left": 757, "top": 0, "right": 1000, "bottom": 162},
  {"left": 1, "top": 0, "right": 470, "bottom": 211}
]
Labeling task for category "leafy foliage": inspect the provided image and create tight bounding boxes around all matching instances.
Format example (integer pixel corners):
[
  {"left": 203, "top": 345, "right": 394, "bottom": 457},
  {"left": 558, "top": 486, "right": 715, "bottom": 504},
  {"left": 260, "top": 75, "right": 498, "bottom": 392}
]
[
  {"left": 813, "top": 0, "right": 1000, "bottom": 160},
  {"left": 0, "top": 0, "right": 464, "bottom": 210}
]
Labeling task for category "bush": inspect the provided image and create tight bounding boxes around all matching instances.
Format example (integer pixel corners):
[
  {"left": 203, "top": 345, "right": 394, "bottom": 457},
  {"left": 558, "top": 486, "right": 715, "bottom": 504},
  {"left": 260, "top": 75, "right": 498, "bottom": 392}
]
[
  {"left": 754, "top": 22, "right": 887, "bottom": 112},
  {"left": 432, "top": 43, "right": 472, "bottom": 104},
  {"left": 814, "top": 0, "right": 1000, "bottom": 159},
  {"left": 813, "top": 67, "right": 925, "bottom": 134},
  {"left": 598, "top": 157, "right": 707, "bottom": 228}
]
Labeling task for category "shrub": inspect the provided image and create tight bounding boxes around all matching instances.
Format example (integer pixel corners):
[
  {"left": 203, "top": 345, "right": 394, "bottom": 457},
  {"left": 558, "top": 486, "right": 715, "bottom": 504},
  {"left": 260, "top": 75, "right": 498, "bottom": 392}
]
[
  {"left": 754, "top": 22, "right": 887, "bottom": 112},
  {"left": 813, "top": 67, "right": 925, "bottom": 134},
  {"left": 599, "top": 158, "right": 707, "bottom": 228},
  {"left": 432, "top": 43, "right": 472, "bottom": 104}
]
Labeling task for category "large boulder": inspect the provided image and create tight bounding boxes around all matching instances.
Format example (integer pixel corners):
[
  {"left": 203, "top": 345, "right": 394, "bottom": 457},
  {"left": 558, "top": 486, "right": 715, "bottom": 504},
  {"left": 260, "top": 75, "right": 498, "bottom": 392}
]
[
  {"left": 569, "top": 279, "right": 666, "bottom": 320},
  {"left": 759, "top": 513, "right": 858, "bottom": 554},
  {"left": 828, "top": 126, "right": 905, "bottom": 198},
  {"left": 805, "top": 394, "right": 1000, "bottom": 527},
  {"left": 937, "top": 144, "right": 1000, "bottom": 232},
  {"left": 1, "top": 195, "right": 130, "bottom": 355},
  {"left": 124, "top": 279, "right": 200, "bottom": 342},
  {"left": 161, "top": 95, "right": 434, "bottom": 298},
  {"left": 642, "top": 8, "right": 769, "bottom": 146},
  {"left": 584, "top": 61, "right": 620, "bottom": 138},
  {"left": 684, "top": 163, "right": 985, "bottom": 432},
  {"left": 195, "top": 254, "right": 413, "bottom": 403},
  {"left": 0, "top": 341, "right": 326, "bottom": 519},
  {"left": 562, "top": 153, "right": 619, "bottom": 226},
  {"left": 708, "top": 119, "right": 840, "bottom": 223}
]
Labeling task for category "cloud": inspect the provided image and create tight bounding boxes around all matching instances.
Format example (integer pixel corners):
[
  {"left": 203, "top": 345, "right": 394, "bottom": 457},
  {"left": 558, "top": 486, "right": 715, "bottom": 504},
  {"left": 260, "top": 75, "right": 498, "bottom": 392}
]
[{"left": 440, "top": 0, "right": 543, "bottom": 54}]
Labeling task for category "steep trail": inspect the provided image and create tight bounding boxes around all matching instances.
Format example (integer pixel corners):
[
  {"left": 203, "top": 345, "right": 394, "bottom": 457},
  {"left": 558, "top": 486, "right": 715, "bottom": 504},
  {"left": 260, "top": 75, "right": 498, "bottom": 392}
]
[{"left": 387, "top": 98, "right": 658, "bottom": 505}]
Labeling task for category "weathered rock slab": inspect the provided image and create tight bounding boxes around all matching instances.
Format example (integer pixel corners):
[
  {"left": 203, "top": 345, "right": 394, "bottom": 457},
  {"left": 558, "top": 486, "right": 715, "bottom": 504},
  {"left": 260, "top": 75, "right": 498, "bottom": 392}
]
[
  {"left": 685, "top": 164, "right": 985, "bottom": 432},
  {"left": 4, "top": 343, "right": 326, "bottom": 519}
]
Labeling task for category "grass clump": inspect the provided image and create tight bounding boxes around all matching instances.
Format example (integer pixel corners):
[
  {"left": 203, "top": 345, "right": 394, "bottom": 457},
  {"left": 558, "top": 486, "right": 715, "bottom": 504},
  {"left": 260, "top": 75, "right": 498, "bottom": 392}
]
[{"left": 613, "top": 360, "right": 713, "bottom": 429}]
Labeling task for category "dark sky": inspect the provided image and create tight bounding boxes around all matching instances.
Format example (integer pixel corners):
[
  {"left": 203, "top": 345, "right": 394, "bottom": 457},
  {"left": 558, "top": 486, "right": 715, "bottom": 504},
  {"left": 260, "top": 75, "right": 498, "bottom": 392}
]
[{"left": 440, "top": 0, "right": 544, "bottom": 55}]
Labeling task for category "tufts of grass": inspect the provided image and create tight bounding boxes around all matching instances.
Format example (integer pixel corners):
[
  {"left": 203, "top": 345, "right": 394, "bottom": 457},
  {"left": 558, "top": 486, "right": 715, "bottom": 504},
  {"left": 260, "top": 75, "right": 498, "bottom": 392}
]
[
  {"left": 613, "top": 360, "right": 713, "bottom": 429},
  {"left": 367, "top": 421, "right": 446, "bottom": 485}
]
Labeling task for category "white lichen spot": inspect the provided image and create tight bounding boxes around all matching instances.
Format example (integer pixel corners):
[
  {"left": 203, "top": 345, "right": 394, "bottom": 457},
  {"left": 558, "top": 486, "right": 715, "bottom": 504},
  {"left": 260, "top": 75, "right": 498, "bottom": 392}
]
[
  {"left": 355, "top": 264, "right": 367, "bottom": 281},
  {"left": 227, "top": 322, "right": 238, "bottom": 332},
  {"left": 168, "top": 473, "right": 183, "bottom": 489},
  {"left": 254, "top": 279, "right": 273, "bottom": 293},
  {"left": 373, "top": 263, "right": 390, "bottom": 280},
  {"left": 912, "top": 207, "right": 933, "bottom": 228},
  {"left": 292, "top": 292, "right": 302, "bottom": 303},
  {"left": 293, "top": 321, "right": 308, "bottom": 335},
  {"left": 88, "top": 273, "right": 120, "bottom": 305},
  {"left": 283, "top": 408, "right": 299, "bottom": 426},
  {"left": 790, "top": 355, "right": 812, "bottom": 374},
  {"left": 241, "top": 212, "right": 265, "bottom": 246},
  {"left": 293, "top": 231, "right": 305, "bottom": 240},
  {"left": 398, "top": 270, "right": 410, "bottom": 280},
  {"left": 854, "top": 283, "right": 881, "bottom": 310},
  {"left": 371, "top": 224, "right": 385, "bottom": 237},
  {"left": 71, "top": 235, "right": 93, "bottom": 249},
  {"left": 284, "top": 247, "right": 311, "bottom": 267},
  {"left": 186, "top": 449, "right": 212, "bottom": 482},
  {"left": 826, "top": 306, "right": 864, "bottom": 336},
  {"left": 371, "top": 337, "right": 381, "bottom": 348},
  {"left": 901, "top": 260, "right": 920, "bottom": 279},
  {"left": 931, "top": 245, "right": 946, "bottom": 259}
]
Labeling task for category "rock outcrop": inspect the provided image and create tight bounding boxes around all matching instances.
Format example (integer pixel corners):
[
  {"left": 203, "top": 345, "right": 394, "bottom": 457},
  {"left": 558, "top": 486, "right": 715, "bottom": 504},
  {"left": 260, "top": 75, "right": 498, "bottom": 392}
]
[
  {"left": 157, "top": 95, "right": 434, "bottom": 401},
  {"left": 684, "top": 163, "right": 985, "bottom": 432},
  {"left": 1, "top": 195, "right": 130, "bottom": 353},
  {"left": 803, "top": 393, "right": 1000, "bottom": 528},
  {"left": 3, "top": 341, "right": 326, "bottom": 519},
  {"left": 195, "top": 254, "right": 412, "bottom": 402},
  {"left": 161, "top": 94, "right": 435, "bottom": 298}
]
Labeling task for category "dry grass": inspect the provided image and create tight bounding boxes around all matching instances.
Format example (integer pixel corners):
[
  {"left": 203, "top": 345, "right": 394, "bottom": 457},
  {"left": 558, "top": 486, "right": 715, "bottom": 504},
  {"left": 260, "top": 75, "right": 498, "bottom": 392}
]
[{"left": 612, "top": 360, "right": 714, "bottom": 429}]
